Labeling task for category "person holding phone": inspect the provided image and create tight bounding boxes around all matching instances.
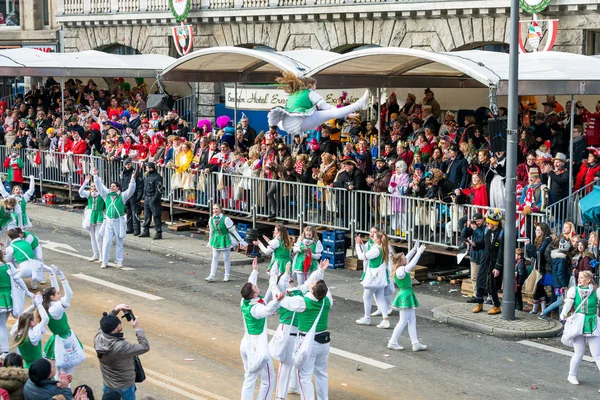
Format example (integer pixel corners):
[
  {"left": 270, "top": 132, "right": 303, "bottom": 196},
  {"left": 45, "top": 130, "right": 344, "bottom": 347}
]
[{"left": 94, "top": 303, "right": 150, "bottom": 400}]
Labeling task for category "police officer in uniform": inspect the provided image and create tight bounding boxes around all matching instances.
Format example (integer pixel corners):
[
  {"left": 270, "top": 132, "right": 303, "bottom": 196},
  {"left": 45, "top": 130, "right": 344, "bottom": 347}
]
[
  {"left": 120, "top": 159, "right": 144, "bottom": 236},
  {"left": 140, "top": 162, "right": 164, "bottom": 240}
]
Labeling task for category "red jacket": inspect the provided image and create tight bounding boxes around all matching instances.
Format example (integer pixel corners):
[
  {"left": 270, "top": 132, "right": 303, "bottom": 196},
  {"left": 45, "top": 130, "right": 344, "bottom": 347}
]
[
  {"left": 582, "top": 109, "right": 600, "bottom": 146},
  {"left": 460, "top": 184, "right": 489, "bottom": 214},
  {"left": 575, "top": 161, "right": 600, "bottom": 192},
  {"left": 70, "top": 139, "right": 87, "bottom": 155},
  {"left": 516, "top": 162, "right": 532, "bottom": 190}
]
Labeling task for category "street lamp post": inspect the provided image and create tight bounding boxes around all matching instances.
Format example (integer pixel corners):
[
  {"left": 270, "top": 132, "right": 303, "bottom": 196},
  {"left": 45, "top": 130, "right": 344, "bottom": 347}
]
[{"left": 502, "top": 0, "right": 520, "bottom": 320}]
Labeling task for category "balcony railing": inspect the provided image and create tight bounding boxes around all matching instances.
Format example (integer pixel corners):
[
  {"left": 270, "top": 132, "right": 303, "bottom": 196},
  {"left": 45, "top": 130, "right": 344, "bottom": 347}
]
[{"left": 57, "top": 0, "right": 484, "bottom": 15}]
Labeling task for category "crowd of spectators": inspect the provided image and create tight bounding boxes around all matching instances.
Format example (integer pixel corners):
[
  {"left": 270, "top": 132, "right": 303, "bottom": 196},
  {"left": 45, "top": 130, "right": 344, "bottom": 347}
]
[{"left": 1, "top": 80, "right": 599, "bottom": 239}]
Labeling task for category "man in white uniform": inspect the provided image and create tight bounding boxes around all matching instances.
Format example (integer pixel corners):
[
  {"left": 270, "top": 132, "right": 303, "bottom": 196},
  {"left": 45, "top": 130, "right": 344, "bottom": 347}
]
[{"left": 93, "top": 168, "right": 136, "bottom": 269}]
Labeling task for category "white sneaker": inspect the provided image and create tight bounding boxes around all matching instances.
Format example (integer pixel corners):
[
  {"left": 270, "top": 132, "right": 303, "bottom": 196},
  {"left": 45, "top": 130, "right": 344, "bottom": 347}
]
[
  {"left": 96, "top": 259, "right": 103, "bottom": 264},
  {"left": 356, "top": 89, "right": 370, "bottom": 110},
  {"left": 568, "top": 375, "right": 580, "bottom": 385},
  {"left": 223, "top": 276, "right": 230, "bottom": 282},
  {"left": 30, "top": 281, "right": 37, "bottom": 290},
  {"left": 387, "top": 342, "right": 404, "bottom": 351},
  {"left": 355, "top": 317, "right": 371, "bottom": 326},
  {"left": 412, "top": 343, "right": 428, "bottom": 352},
  {"left": 288, "top": 388, "right": 300, "bottom": 395},
  {"left": 88, "top": 256, "right": 98, "bottom": 262},
  {"left": 100, "top": 264, "right": 107, "bottom": 269},
  {"left": 205, "top": 276, "right": 215, "bottom": 282},
  {"left": 376, "top": 320, "right": 390, "bottom": 329},
  {"left": 371, "top": 309, "right": 382, "bottom": 317}
]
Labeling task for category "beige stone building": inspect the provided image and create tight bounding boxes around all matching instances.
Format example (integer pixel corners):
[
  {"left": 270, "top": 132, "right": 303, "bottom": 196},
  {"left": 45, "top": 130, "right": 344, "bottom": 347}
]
[{"left": 53, "top": 0, "right": 600, "bottom": 117}]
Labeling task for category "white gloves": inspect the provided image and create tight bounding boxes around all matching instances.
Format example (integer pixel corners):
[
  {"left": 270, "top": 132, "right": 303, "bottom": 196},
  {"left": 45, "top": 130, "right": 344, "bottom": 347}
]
[{"left": 52, "top": 264, "right": 65, "bottom": 280}]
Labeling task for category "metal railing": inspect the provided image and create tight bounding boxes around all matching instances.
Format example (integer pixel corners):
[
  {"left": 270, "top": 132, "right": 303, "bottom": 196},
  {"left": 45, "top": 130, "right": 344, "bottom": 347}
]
[
  {"left": 0, "top": 94, "right": 19, "bottom": 110},
  {"left": 173, "top": 95, "right": 197, "bottom": 130},
  {"left": 57, "top": 0, "right": 480, "bottom": 14},
  {"left": 0, "top": 145, "right": 589, "bottom": 250}
]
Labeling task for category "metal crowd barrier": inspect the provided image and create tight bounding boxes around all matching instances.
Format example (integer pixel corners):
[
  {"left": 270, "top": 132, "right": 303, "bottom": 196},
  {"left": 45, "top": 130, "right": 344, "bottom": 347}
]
[{"left": 0, "top": 145, "right": 590, "bottom": 250}]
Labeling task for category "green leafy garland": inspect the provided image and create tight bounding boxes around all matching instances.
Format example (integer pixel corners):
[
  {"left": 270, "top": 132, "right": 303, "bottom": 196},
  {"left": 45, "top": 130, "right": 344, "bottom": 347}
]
[
  {"left": 519, "top": 0, "right": 551, "bottom": 14},
  {"left": 169, "top": 0, "right": 191, "bottom": 22}
]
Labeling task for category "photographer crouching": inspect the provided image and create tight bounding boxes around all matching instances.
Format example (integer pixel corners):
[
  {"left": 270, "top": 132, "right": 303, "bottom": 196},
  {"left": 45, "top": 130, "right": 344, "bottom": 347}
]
[{"left": 94, "top": 304, "right": 150, "bottom": 400}]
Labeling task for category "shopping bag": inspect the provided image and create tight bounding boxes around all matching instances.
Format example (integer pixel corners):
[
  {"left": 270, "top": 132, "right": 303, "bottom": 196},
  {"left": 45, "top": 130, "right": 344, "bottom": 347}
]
[
  {"left": 379, "top": 194, "right": 391, "bottom": 218},
  {"left": 234, "top": 182, "right": 244, "bottom": 201},
  {"left": 8, "top": 264, "right": 25, "bottom": 318},
  {"left": 561, "top": 293, "right": 590, "bottom": 347},
  {"left": 82, "top": 208, "right": 92, "bottom": 230},
  {"left": 198, "top": 173, "right": 208, "bottom": 192},
  {"left": 325, "top": 188, "right": 337, "bottom": 213},
  {"left": 362, "top": 264, "right": 388, "bottom": 289},
  {"left": 44, "top": 153, "right": 57, "bottom": 168},
  {"left": 269, "top": 321, "right": 293, "bottom": 362},
  {"left": 170, "top": 172, "right": 181, "bottom": 190},
  {"left": 61, "top": 157, "right": 72, "bottom": 174},
  {"left": 293, "top": 301, "right": 325, "bottom": 369},
  {"left": 181, "top": 172, "right": 195, "bottom": 190},
  {"left": 217, "top": 169, "right": 225, "bottom": 191},
  {"left": 54, "top": 330, "right": 86, "bottom": 369},
  {"left": 134, "top": 356, "right": 146, "bottom": 383},
  {"left": 523, "top": 267, "right": 542, "bottom": 294},
  {"left": 243, "top": 319, "right": 270, "bottom": 374}
]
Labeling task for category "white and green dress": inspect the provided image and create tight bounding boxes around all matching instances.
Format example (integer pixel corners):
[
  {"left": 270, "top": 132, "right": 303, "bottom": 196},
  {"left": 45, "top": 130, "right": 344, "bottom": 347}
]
[
  {"left": 0, "top": 177, "right": 35, "bottom": 228},
  {"left": 0, "top": 263, "right": 33, "bottom": 354},
  {"left": 258, "top": 237, "right": 292, "bottom": 275},
  {"left": 44, "top": 278, "right": 85, "bottom": 371},
  {"left": 292, "top": 237, "right": 323, "bottom": 284},
  {"left": 11, "top": 300, "right": 50, "bottom": 368},
  {"left": 207, "top": 213, "right": 246, "bottom": 281}
]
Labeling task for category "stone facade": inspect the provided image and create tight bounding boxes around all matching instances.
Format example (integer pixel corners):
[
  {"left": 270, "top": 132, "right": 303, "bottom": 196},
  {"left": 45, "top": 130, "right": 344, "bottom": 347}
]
[{"left": 61, "top": 12, "right": 600, "bottom": 117}]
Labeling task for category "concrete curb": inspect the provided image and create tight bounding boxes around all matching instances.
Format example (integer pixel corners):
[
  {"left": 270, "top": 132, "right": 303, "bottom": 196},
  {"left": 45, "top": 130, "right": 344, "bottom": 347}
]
[
  {"left": 433, "top": 303, "right": 564, "bottom": 339},
  {"left": 33, "top": 217, "right": 253, "bottom": 267}
]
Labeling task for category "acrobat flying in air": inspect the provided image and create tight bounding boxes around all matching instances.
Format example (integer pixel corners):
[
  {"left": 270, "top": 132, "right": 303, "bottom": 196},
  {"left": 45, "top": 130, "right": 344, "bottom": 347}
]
[{"left": 267, "top": 72, "right": 370, "bottom": 137}]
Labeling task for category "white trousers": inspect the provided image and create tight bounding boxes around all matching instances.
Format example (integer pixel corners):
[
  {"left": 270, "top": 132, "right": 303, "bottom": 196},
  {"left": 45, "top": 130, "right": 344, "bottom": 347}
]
[
  {"left": 210, "top": 248, "right": 231, "bottom": 279},
  {"left": 18, "top": 260, "right": 44, "bottom": 284},
  {"left": 390, "top": 308, "right": 419, "bottom": 345},
  {"left": 240, "top": 345, "right": 275, "bottom": 400},
  {"left": 102, "top": 219, "right": 124, "bottom": 265},
  {"left": 0, "top": 312, "right": 8, "bottom": 353},
  {"left": 363, "top": 287, "right": 388, "bottom": 319},
  {"left": 275, "top": 325, "right": 299, "bottom": 399},
  {"left": 570, "top": 335, "right": 600, "bottom": 377},
  {"left": 298, "top": 341, "right": 329, "bottom": 400},
  {"left": 33, "top": 246, "right": 43, "bottom": 263},
  {"left": 295, "top": 271, "right": 306, "bottom": 286},
  {"left": 88, "top": 224, "right": 103, "bottom": 259}
]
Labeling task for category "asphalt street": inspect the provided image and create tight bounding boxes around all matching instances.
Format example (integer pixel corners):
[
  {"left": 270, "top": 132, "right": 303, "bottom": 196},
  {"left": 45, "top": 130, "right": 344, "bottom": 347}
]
[{"left": 19, "top": 225, "right": 600, "bottom": 400}]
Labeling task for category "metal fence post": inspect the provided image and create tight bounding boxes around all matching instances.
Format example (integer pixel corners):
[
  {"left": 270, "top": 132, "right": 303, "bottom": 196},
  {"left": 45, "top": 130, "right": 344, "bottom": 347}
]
[{"left": 350, "top": 189, "right": 355, "bottom": 256}]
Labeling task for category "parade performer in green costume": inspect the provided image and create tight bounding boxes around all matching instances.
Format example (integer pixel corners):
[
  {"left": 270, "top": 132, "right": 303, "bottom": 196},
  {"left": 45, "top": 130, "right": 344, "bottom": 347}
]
[
  {"left": 292, "top": 226, "right": 323, "bottom": 286},
  {"left": 79, "top": 175, "right": 105, "bottom": 262},
  {"left": 206, "top": 203, "right": 247, "bottom": 282},
  {"left": 560, "top": 270, "right": 600, "bottom": 386},
  {"left": 267, "top": 72, "right": 370, "bottom": 137},
  {"left": 255, "top": 224, "right": 293, "bottom": 276},
  {"left": 0, "top": 252, "right": 34, "bottom": 356},
  {"left": 12, "top": 293, "right": 50, "bottom": 368},
  {"left": 0, "top": 174, "right": 35, "bottom": 229},
  {"left": 387, "top": 240, "right": 428, "bottom": 352},
  {"left": 43, "top": 265, "right": 85, "bottom": 380}
]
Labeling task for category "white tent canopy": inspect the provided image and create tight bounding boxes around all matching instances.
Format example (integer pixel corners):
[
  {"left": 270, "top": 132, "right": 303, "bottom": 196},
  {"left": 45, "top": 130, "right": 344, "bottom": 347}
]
[
  {"left": 161, "top": 46, "right": 340, "bottom": 83},
  {"left": 160, "top": 46, "right": 600, "bottom": 96},
  {"left": 0, "top": 48, "right": 175, "bottom": 78},
  {"left": 306, "top": 47, "right": 600, "bottom": 95}
]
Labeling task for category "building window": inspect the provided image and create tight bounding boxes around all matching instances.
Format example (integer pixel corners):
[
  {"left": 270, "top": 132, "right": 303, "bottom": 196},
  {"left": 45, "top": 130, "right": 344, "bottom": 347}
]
[
  {"left": 0, "top": 0, "right": 19, "bottom": 26},
  {"left": 471, "top": 43, "right": 510, "bottom": 53},
  {"left": 101, "top": 44, "right": 140, "bottom": 55},
  {"left": 586, "top": 31, "right": 600, "bottom": 55}
]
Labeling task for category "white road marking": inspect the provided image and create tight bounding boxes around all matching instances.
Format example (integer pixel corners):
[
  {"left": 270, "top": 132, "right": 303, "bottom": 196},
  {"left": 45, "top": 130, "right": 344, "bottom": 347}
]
[
  {"left": 518, "top": 340, "right": 594, "bottom": 363},
  {"left": 72, "top": 273, "right": 163, "bottom": 301},
  {"left": 83, "top": 346, "right": 229, "bottom": 400},
  {"left": 41, "top": 240, "right": 136, "bottom": 270},
  {"left": 266, "top": 328, "right": 395, "bottom": 370}
]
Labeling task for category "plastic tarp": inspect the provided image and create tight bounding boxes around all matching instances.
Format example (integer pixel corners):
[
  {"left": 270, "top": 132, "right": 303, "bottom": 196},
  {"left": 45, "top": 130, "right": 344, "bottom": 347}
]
[
  {"left": 0, "top": 48, "right": 175, "bottom": 78},
  {"left": 579, "top": 186, "right": 600, "bottom": 225}
]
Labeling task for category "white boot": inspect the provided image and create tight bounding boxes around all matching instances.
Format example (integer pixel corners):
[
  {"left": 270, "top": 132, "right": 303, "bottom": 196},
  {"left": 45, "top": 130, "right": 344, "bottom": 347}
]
[
  {"left": 355, "top": 317, "right": 371, "bottom": 326},
  {"left": 568, "top": 375, "right": 579, "bottom": 385}
]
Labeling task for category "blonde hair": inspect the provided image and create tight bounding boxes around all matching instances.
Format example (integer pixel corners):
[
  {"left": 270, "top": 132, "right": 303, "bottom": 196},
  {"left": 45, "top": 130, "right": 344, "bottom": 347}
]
[
  {"left": 391, "top": 252, "right": 405, "bottom": 278},
  {"left": 375, "top": 232, "right": 390, "bottom": 265},
  {"left": 579, "top": 270, "right": 597, "bottom": 288},
  {"left": 275, "top": 224, "right": 293, "bottom": 249},
  {"left": 275, "top": 72, "right": 316, "bottom": 94}
]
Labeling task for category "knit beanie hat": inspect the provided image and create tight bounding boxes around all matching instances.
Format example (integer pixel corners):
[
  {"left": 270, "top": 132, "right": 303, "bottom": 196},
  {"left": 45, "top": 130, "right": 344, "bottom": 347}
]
[
  {"left": 100, "top": 312, "right": 120, "bottom": 334},
  {"left": 28, "top": 358, "right": 51, "bottom": 385}
]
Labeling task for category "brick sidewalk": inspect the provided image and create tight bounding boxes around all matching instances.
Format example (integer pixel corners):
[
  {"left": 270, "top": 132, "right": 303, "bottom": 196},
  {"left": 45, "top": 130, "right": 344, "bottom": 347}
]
[{"left": 433, "top": 303, "right": 564, "bottom": 339}]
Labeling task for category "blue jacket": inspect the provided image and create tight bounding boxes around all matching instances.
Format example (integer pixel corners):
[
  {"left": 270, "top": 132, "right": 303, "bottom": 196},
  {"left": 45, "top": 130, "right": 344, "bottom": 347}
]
[
  {"left": 461, "top": 225, "right": 486, "bottom": 264},
  {"left": 442, "top": 151, "right": 468, "bottom": 189},
  {"left": 526, "top": 236, "right": 552, "bottom": 274},
  {"left": 550, "top": 249, "right": 569, "bottom": 288},
  {"left": 516, "top": 258, "right": 527, "bottom": 286}
]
